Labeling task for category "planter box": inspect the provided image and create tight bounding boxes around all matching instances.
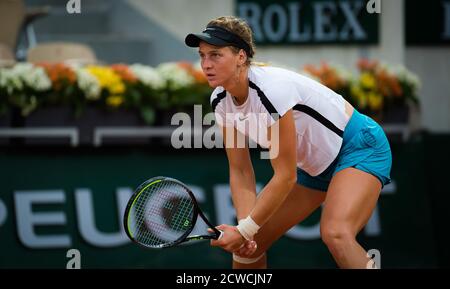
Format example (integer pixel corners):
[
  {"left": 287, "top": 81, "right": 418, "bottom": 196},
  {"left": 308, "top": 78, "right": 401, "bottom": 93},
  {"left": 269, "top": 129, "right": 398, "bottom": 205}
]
[
  {"left": 380, "top": 104, "right": 410, "bottom": 124},
  {"left": 22, "top": 106, "right": 148, "bottom": 145},
  {"left": 360, "top": 104, "right": 410, "bottom": 125},
  {"left": 6, "top": 105, "right": 201, "bottom": 146},
  {"left": 0, "top": 112, "right": 11, "bottom": 145},
  {"left": 378, "top": 104, "right": 411, "bottom": 142}
]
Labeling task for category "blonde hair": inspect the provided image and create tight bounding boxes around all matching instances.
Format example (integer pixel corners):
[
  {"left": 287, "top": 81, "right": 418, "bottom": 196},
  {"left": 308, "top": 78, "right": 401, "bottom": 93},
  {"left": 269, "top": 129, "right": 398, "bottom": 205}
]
[{"left": 207, "top": 16, "right": 256, "bottom": 66}]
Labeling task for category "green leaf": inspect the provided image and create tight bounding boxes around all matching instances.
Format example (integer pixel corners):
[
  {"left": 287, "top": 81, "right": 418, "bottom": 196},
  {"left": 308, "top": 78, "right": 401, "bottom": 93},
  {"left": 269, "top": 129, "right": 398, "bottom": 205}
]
[{"left": 140, "top": 107, "right": 155, "bottom": 125}]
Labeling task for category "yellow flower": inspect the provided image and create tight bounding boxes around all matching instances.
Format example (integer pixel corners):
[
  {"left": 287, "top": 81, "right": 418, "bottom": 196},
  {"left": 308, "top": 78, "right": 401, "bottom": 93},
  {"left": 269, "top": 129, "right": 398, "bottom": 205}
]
[
  {"left": 351, "top": 84, "right": 367, "bottom": 109},
  {"left": 360, "top": 72, "right": 376, "bottom": 89},
  {"left": 106, "top": 95, "right": 124, "bottom": 107},
  {"left": 368, "top": 91, "right": 383, "bottom": 111},
  {"left": 86, "top": 66, "right": 125, "bottom": 95},
  {"left": 110, "top": 82, "right": 125, "bottom": 95}
]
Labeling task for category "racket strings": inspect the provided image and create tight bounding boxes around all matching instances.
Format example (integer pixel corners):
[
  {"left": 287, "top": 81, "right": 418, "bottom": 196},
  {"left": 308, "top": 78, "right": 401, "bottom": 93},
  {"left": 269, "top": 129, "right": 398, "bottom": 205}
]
[{"left": 129, "top": 180, "right": 195, "bottom": 247}]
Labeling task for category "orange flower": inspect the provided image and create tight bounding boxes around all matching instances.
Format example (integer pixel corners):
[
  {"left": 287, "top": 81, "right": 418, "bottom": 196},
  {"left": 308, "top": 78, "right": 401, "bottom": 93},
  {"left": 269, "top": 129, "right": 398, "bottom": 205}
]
[
  {"left": 376, "top": 69, "right": 403, "bottom": 98},
  {"left": 177, "top": 61, "right": 207, "bottom": 84},
  {"left": 357, "top": 58, "right": 378, "bottom": 72},
  {"left": 111, "top": 64, "right": 138, "bottom": 84},
  {"left": 177, "top": 61, "right": 193, "bottom": 71},
  {"left": 303, "top": 62, "right": 346, "bottom": 91},
  {"left": 36, "top": 62, "right": 76, "bottom": 90},
  {"left": 303, "top": 64, "right": 320, "bottom": 77}
]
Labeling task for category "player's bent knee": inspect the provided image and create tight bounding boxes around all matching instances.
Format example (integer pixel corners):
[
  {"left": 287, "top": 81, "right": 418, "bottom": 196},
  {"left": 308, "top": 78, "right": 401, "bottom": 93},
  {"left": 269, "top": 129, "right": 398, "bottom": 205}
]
[
  {"left": 320, "top": 223, "right": 355, "bottom": 246},
  {"left": 233, "top": 252, "right": 266, "bottom": 264}
]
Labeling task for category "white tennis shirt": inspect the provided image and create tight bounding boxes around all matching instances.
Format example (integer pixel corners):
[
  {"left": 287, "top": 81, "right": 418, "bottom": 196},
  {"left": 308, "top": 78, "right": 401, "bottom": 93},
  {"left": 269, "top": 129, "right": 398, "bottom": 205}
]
[{"left": 211, "top": 65, "right": 351, "bottom": 176}]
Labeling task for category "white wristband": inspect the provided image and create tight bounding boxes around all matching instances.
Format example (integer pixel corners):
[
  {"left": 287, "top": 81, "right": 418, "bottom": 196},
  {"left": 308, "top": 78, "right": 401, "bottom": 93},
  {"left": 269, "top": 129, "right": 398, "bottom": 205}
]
[{"left": 236, "top": 216, "right": 260, "bottom": 240}]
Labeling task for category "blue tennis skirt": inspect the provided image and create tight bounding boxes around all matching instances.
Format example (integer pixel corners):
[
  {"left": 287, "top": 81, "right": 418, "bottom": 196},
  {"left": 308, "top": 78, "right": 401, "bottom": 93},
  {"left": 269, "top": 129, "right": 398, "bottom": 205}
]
[{"left": 297, "top": 109, "right": 392, "bottom": 192}]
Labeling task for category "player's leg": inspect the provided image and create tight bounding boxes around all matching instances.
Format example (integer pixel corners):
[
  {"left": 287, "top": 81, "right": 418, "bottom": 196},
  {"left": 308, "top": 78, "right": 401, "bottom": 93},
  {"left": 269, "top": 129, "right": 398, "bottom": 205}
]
[
  {"left": 233, "top": 183, "right": 326, "bottom": 269},
  {"left": 320, "top": 167, "right": 381, "bottom": 269}
]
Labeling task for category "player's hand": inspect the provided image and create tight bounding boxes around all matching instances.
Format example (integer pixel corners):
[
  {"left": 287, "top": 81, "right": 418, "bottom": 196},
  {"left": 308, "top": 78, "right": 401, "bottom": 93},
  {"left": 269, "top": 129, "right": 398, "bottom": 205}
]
[
  {"left": 209, "top": 224, "right": 245, "bottom": 252},
  {"left": 233, "top": 240, "right": 258, "bottom": 258}
]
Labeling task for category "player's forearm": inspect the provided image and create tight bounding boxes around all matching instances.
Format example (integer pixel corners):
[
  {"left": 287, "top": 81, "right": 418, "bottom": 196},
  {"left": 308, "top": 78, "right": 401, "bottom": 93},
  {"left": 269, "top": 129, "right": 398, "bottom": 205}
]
[
  {"left": 229, "top": 168, "right": 257, "bottom": 221},
  {"left": 249, "top": 172, "right": 296, "bottom": 227}
]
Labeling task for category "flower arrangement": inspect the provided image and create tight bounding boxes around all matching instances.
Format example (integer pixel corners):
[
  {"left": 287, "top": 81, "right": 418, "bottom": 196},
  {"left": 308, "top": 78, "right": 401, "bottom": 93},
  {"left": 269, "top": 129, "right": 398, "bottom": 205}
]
[
  {"left": 353, "top": 59, "right": 420, "bottom": 111},
  {"left": 0, "top": 59, "right": 420, "bottom": 126},
  {"left": 303, "top": 62, "right": 352, "bottom": 99},
  {"left": 302, "top": 59, "right": 421, "bottom": 121},
  {"left": 0, "top": 63, "right": 52, "bottom": 116},
  {"left": 0, "top": 61, "right": 212, "bottom": 125},
  {"left": 162, "top": 61, "right": 211, "bottom": 112}
]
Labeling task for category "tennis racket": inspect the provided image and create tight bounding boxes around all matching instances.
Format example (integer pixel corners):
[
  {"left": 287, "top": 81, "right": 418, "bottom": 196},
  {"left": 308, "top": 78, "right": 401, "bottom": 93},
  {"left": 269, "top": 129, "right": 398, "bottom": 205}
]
[{"left": 123, "top": 176, "right": 223, "bottom": 249}]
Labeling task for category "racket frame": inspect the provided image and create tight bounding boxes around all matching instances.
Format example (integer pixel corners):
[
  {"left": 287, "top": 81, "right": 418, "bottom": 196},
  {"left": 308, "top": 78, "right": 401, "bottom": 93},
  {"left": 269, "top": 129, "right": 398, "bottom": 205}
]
[{"left": 123, "top": 176, "right": 221, "bottom": 249}]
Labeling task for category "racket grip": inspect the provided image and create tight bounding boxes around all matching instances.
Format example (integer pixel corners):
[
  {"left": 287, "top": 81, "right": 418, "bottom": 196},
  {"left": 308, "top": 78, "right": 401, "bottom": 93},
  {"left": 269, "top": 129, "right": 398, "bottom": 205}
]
[{"left": 217, "top": 230, "right": 224, "bottom": 240}]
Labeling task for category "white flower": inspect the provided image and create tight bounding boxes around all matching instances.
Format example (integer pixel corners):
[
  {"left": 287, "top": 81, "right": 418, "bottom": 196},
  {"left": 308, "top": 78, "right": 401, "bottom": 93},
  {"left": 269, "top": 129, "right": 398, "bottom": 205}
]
[
  {"left": 0, "top": 63, "right": 51, "bottom": 94},
  {"left": 194, "top": 60, "right": 203, "bottom": 71},
  {"left": 129, "top": 64, "right": 165, "bottom": 89},
  {"left": 156, "top": 62, "right": 195, "bottom": 90},
  {"left": 391, "top": 65, "right": 421, "bottom": 91},
  {"left": 23, "top": 66, "right": 51, "bottom": 91},
  {"left": 332, "top": 64, "right": 353, "bottom": 83},
  {"left": 74, "top": 67, "right": 101, "bottom": 100},
  {"left": 0, "top": 68, "right": 23, "bottom": 94}
]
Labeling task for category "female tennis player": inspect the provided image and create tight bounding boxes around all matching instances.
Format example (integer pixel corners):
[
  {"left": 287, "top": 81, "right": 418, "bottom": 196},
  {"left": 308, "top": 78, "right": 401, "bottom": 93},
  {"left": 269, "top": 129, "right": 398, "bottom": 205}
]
[{"left": 185, "top": 16, "right": 392, "bottom": 269}]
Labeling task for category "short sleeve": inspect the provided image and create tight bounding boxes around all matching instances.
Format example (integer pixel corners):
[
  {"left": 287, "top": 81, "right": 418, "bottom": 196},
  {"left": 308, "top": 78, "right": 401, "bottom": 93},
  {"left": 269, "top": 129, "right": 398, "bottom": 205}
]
[
  {"left": 256, "top": 80, "right": 300, "bottom": 128},
  {"left": 264, "top": 80, "right": 300, "bottom": 118}
]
